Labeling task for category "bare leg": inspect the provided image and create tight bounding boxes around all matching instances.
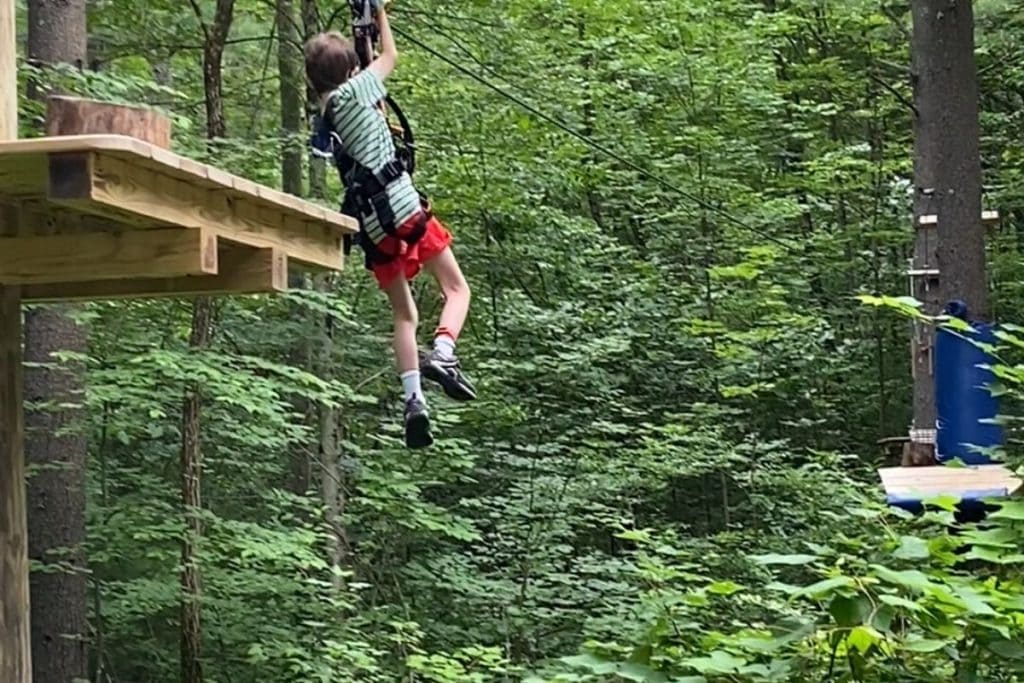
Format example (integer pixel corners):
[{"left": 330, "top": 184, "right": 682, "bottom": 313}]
[
  {"left": 383, "top": 271, "right": 433, "bottom": 449},
  {"left": 420, "top": 247, "right": 476, "bottom": 401},
  {"left": 422, "top": 247, "right": 471, "bottom": 339},
  {"left": 383, "top": 274, "right": 419, "bottom": 373}
]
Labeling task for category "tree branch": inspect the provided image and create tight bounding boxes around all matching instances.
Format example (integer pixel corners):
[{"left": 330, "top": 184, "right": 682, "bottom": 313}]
[
  {"left": 868, "top": 72, "right": 918, "bottom": 117},
  {"left": 187, "top": 0, "right": 211, "bottom": 42},
  {"left": 211, "top": 0, "right": 236, "bottom": 47}
]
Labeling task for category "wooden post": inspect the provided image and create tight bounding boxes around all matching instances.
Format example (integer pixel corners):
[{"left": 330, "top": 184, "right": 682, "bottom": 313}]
[
  {"left": 0, "top": 1, "right": 30, "bottom": 681},
  {"left": 0, "top": 286, "right": 27, "bottom": 683},
  {"left": 46, "top": 96, "right": 172, "bottom": 148},
  {"left": 0, "top": 0, "right": 13, "bottom": 138}
]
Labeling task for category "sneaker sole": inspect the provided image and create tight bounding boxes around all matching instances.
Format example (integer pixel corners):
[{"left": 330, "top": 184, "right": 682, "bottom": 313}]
[
  {"left": 421, "top": 362, "right": 477, "bottom": 401},
  {"left": 405, "top": 412, "right": 433, "bottom": 449}
]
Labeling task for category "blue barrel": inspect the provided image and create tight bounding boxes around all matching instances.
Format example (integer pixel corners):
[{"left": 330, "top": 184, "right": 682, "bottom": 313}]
[{"left": 934, "top": 306, "right": 1003, "bottom": 464}]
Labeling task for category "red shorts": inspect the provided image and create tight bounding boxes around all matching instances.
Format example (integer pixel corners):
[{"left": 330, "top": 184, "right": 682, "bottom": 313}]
[{"left": 369, "top": 213, "right": 453, "bottom": 289}]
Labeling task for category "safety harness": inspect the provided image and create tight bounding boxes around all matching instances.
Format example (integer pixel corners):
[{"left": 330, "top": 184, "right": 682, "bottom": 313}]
[{"left": 310, "top": 0, "right": 429, "bottom": 268}]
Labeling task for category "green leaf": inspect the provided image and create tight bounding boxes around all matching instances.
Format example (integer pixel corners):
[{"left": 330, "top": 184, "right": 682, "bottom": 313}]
[
  {"left": 750, "top": 553, "right": 819, "bottom": 566},
  {"left": 707, "top": 580, "right": 744, "bottom": 596},
  {"left": 988, "top": 639, "right": 1024, "bottom": 660},
  {"left": 990, "top": 500, "right": 1024, "bottom": 521},
  {"left": 894, "top": 535, "right": 930, "bottom": 560},
  {"left": 904, "top": 636, "right": 947, "bottom": 653},
  {"left": 846, "top": 625, "right": 882, "bottom": 654},
  {"left": 616, "top": 662, "right": 668, "bottom": 682},
  {"left": 953, "top": 586, "right": 996, "bottom": 616},
  {"left": 680, "top": 650, "right": 747, "bottom": 674},
  {"left": 561, "top": 653, "right": 617, "bottom": 674},
  {"left": 871, "top": 565, "right": 934, "bottom": 592},
  {"left": 963, "top": 546, "right": 1024, "bottom": 564},
  {"left": 629, "top": 643, "right": 653, "bottom": 665},
  {"left": 793, "top": 576, "right": 856, "bottom": 598},
  {"left": 879, "top": 594, "right": 925, "bottom": 613},
  {"left": 829, "top": 594, "right": 870, "bottom": 627}
]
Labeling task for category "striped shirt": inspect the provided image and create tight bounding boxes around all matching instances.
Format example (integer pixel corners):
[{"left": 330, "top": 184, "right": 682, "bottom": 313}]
[{"left": 327, "top": 70, "right": 421, "bottom": 242}]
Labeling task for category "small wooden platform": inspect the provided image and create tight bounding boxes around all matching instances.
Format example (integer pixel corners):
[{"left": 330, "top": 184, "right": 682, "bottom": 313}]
[
  {"left": 0, "top": 134, "right": 358, "bottom": 300},
  {"left": 879, "top": 464, "right": 1023, "bottom": 504}
]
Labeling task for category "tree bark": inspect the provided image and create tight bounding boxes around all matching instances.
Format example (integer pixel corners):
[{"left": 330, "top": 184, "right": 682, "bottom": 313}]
[
  {"left": 191, "top": 0, "right": 235, "bottom": 139},
  {"left": 909, "top": 0, "right": 985, "bottom": 446},
  {"left": 180, "top": 5, "right": 233, "bottom": 680},
  {"left": 315, "top": 275, "right": 347, "bottom": 590},
  {"left": 26, "top": 0, "right": 87, "bottom": 83},
  {"left": 180, "top": 299, "right": 213, "bottom": 683},
  {"left": 25, "top": 1, "right": 90, "bottom": 679},
  {"left": 277, "top": 0, "right": 304, "bottom": 196},
  {"left": 302, "top": 0, "right": 327, "bottom": 199}
]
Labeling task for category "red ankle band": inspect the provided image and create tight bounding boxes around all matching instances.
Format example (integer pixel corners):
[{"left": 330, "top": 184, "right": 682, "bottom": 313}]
[{"left": 434, "top": 326, "right": 457, "bottom": 342}]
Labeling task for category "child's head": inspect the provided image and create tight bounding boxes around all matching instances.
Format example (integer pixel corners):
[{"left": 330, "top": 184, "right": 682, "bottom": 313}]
[{"left": 305, "top": 32, "right": 360, "bottom": 96}]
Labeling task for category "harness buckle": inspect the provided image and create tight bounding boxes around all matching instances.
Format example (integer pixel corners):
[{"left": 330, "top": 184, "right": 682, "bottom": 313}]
[{"left": 373, "top": 159, "right": 405, "bottom": 188}]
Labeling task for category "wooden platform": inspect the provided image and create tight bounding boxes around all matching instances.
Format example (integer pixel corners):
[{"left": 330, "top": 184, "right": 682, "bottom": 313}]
[
  {"left": 0, "top": 134, "right": 358, "bottom": 300},
  {"left": 879, "top": 464, "right": 1023, "bottom": 504}
]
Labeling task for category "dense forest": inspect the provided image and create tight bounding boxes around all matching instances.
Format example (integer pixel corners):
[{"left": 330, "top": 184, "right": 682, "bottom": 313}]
[{"left": 6, "top": 0, "right": 1024, "bottom": 681}]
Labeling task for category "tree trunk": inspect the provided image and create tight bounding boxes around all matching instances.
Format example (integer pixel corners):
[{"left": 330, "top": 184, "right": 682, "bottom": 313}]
[
  {"left": 25, "top": 1, "right": 90, "bottom": 680},
  {"left": 302, "top": 0, "right": 327, "bottom": 199},
  {"left": 194, "top": 0, "right": 235, "bottom": 139},
  {"left": 277, "top": 0, "right": 304, "bottom": 196},
  {"left": 180, "top": 4, "right": 233, "bottom": 679},
  {"left": 315, "top": 275, "right": 347, "bottom": 590},
  {"left": 280, "top": 0, "right": 315, "bottom": 491},
  {"left": 909, "top": 0, "right": 985, "bottom": 450},
  {"left": 180, "top": 299, "right": 213, "bottom": 683},
  {"left": 26, "top": 0, "right": 87, "bottom": 83}
]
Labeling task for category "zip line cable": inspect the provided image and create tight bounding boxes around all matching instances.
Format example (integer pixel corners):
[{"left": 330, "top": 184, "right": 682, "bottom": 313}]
[{"left": 391, "top": 24, "right": 799, "bottom": 252}]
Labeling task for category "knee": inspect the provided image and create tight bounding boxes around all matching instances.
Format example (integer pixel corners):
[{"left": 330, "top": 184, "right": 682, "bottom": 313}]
[
  {"left": 443, "top": 273, "right": 470, "bottom": 303},
  {"left": 393, "top": 301, "right": 418, "bottom": 328}
]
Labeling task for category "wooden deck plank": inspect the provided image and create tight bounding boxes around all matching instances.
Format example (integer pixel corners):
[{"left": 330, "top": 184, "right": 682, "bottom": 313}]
[
  {"left": 879, "top": 464, "right": 1023, "bottom": 501},
  {"left": 47, "top": 153, "right": 345, "bottom": 269},
  {"left": 0, "top": 135, "right": 357, "bottom": 233}
]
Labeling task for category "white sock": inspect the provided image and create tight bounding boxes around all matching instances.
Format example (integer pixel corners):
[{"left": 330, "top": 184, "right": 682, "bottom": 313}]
[
  {"left": 400, "top": 370, "right": 424, "bottom": 403},
  {"left": 433, "top": 335, "right": 456, "bottom": 361}
]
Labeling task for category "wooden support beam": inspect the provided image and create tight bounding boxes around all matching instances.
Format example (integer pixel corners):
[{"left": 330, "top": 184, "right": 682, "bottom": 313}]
[
  {"left": 0, "top": 286, "right": 29, "bottom": 683},
  {"left": 47, "top": 96, "right": 171, "bottom": 149},
  {"left": 0, "top": 2, "right": 29, "bottom": 680},
  {"left": 47, "top": 152, "right": 345, "bottom": 269},
  {"left": 0, "top": 228, "right": 219, "bottom": 285},
  {"left": 22, "top": 245, "right": 288, "bottom": 301},
  {"left": 0, "top": 0, "right": 13, "bottom": 143}
]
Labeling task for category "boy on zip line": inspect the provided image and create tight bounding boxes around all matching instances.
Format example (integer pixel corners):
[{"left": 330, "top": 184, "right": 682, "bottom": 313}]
[{"left": 305, "top": 0, "right": 476, "bottom": 449}]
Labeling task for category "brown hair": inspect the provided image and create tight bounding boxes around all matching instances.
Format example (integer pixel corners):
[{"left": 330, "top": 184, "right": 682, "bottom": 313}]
[{"left": 304, "top": 32, "right": 360, "bottom": 95}]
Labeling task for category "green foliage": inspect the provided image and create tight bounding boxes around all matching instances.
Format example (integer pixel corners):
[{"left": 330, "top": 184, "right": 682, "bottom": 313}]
[{"left": 19, "top": 0, "right": 1024, "bottom": 680}]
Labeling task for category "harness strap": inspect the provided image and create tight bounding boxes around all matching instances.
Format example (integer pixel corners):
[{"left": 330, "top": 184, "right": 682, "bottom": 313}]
[
  {"left": 358, "top": 210, "right": 429, "bottom": 268},
  {"left": 318, "top": 94, "right": 431, "bottom": 267}
]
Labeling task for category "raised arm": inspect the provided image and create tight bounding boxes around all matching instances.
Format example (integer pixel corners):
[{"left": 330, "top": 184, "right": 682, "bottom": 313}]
[{"left": 368, "top": 5, "right": 398, "bottom": 81}]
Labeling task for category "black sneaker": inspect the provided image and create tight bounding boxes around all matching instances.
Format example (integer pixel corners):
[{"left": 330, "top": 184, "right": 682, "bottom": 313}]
[
  {"left": 404, "top": 396, "right": 433, "bottom": 449},
  {"left": 420, "top": 349, "right": 477, "bottom": 401}
]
